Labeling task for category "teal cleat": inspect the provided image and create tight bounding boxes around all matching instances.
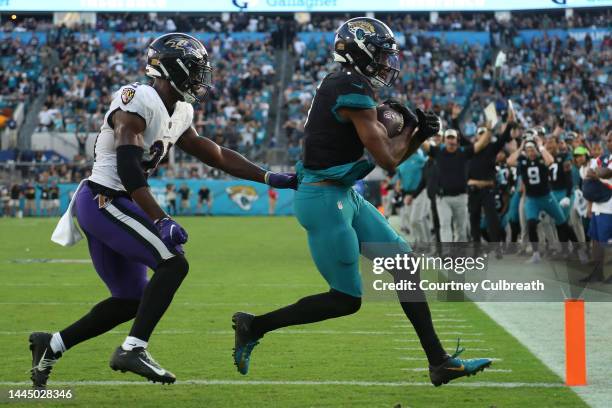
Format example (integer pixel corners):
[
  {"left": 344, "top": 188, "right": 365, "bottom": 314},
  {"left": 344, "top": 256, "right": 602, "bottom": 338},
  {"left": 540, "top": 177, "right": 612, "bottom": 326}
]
[
  {"left": 429, "top": 340, "right": 492, "bottom": 387},
  {"left": 232, "top": 312, "right": 261, "bottom": 375}
]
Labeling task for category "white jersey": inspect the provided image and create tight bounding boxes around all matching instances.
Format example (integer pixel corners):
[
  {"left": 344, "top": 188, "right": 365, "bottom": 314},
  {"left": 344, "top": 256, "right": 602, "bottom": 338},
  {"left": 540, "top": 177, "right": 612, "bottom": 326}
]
[{"left": 89, "top": 83, "right": 194, "bottom": 191}]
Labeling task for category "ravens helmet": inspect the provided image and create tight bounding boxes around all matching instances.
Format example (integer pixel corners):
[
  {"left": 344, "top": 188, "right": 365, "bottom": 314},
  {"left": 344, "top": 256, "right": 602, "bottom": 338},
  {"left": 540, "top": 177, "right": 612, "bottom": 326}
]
[
  {"left": 333, "top": 17, "right": 399, "bottom": 88},
  {"left": 146, "top": 33, "right": 213, "bottom": 103}
]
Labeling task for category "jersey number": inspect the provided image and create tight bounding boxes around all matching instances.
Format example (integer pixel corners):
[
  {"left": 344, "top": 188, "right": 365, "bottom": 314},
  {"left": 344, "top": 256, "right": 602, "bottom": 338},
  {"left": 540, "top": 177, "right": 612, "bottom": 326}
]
[
  {"left": 527, "top": 166, "right": 540, "bottom": 185},
  {"left": 549, "top": 163, "right": 559, "bottom": 182},
  {"left": 142, "top": 140, "right": 170, "bottom": 173}
]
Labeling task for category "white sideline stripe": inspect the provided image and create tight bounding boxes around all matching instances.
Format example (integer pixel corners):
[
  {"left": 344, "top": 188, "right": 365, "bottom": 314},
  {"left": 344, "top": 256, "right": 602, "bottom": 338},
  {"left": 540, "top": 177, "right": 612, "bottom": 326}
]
[
  {"left": 394, "top": 347, "right": 493, "bottom": 351},
  {"left": 393, "top": 339, "right": 485, "bottom": 343},
  {"left": 105, "top": 203, "right": 174, "bottom": 260},
  {"left": 402, "top": 368, "right": 512, "bottom": 373},
  {"left": 0, "top": 379, "right": 562, "bottom": 388},
  {"left": 398, "top": 357, "right": 503, "bottom": 362}
]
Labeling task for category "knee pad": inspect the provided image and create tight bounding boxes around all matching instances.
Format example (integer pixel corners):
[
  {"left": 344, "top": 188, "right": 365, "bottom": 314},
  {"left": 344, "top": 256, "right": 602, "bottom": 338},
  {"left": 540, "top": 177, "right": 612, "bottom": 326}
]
[{"left": 330, "top": 289, "right": 362, "bottom": 316}]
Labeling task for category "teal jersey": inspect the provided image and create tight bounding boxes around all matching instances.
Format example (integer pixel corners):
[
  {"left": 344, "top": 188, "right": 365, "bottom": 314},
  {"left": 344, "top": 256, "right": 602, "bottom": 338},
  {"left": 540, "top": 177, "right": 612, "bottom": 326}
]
[{"left": 394, "top": 149, "right": 427, "bottom": 192}]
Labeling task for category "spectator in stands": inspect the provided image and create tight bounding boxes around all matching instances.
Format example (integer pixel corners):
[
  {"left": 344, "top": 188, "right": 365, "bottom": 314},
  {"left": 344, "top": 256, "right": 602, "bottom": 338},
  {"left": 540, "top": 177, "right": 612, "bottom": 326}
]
[
  {"left": 9, "top": 184, "right": 21, "bottom": 217},
  {"left": 49, "top": 181, "right": 60, "bottom": 217},
  {"left": 166, "top": 184, "right": 177, "bottom": 216},
  {"left": 37, "top": 182, "right": 51, "bottom": 217},
  {"left": 268, "top": 187, "right": 278, "bottom": 215},
  {"left": 197, "top": 186, "right": 213, "bottom": 216},
  {"left": 23, "top": 182, "right": 36, "bottom": 217},
  {"left": 0, "top": 185, "right": 9, "bottom": 217},
  {"left": 178, "top": 183, "right": 191, "bottom": 215}
]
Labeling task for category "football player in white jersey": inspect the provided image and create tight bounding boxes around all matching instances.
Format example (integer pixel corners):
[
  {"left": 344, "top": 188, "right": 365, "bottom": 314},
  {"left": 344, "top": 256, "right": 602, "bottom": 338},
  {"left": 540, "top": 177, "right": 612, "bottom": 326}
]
[{"left": 29, "top": 33, "right": 297, "bottom": 386}]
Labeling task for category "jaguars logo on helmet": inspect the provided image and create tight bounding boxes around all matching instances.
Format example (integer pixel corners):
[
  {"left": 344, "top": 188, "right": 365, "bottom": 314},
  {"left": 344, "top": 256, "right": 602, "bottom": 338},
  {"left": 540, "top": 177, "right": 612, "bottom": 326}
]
[
  {"left": 333, "top": 17, "right": 399, "bottom": 88},
  {"left": 145, "top": 33, "right": 213, "bottom": 104}
]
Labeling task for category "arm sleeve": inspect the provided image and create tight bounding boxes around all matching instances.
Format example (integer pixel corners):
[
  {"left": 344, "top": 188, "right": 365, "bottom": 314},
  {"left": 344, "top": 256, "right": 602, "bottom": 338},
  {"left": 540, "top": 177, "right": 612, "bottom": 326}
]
[
  {"left": 451, "top": 117, "right": 470, "bottom": 147},
  {"left": 493, "top": 122, "right": 514, "bottom": 153}
]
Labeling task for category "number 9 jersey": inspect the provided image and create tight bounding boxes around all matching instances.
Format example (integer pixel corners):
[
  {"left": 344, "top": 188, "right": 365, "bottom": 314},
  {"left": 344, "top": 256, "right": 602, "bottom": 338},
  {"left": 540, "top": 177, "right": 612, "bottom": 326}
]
[{"left": 89, "top": 83, "right": 194, "bottom": 191}]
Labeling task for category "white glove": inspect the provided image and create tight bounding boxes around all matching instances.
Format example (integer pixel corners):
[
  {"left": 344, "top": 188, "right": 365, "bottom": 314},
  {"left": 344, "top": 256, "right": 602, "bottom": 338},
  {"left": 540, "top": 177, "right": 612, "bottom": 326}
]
[{"left": 559, "top": 197, "right": 571, "bottom": 208}]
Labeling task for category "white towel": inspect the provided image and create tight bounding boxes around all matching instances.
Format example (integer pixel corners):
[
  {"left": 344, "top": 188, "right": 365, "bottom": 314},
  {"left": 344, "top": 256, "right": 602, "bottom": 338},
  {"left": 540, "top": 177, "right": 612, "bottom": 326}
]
[{"left": 51, "top": 179, "right": 86, "bottom": 247}]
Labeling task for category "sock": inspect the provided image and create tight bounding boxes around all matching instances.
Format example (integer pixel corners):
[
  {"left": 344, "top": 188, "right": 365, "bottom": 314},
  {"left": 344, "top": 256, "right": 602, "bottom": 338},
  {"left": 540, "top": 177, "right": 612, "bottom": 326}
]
[
  {"left": 250, "top": 290, "right": 361, "bottom": 338},
  {"left": 129, "top": 255, "right": 189, "bottom": 341},
  {"left": 59, "top": 297, "right": 140, "bottom": 350},
  {"left": 510, "top": 222, "right": 520, "bottom": 243},
  {"left": 50, "top": 332, "right": 66, "bottom": 354},
  {"left": 392, "top": 268, "right": 447, "bottom": 366},
  {"left": 527, "top": 219, "right": 539, "bottom": 252},
  {"left": 122, "top": 336, "right": 148, "bottom": 351}
]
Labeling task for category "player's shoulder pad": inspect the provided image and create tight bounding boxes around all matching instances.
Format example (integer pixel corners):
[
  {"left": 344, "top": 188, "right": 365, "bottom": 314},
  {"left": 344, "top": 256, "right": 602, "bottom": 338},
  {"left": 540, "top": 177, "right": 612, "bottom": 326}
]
[
  {"left": 330, "top": 71, "right": 376, "bottom": 112},
  {"left": 113, "top": 83, "right": 159, "bottom": 123}
]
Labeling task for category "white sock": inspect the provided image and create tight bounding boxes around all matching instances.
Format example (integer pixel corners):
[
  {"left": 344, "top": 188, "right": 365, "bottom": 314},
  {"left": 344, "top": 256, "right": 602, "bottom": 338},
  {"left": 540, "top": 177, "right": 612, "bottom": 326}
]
[
  {"left": 50, "top": 332, "right": 66, "bottom": 354},
  {"left": 121, "top": 336, "right": 148, "bottom": 351}
]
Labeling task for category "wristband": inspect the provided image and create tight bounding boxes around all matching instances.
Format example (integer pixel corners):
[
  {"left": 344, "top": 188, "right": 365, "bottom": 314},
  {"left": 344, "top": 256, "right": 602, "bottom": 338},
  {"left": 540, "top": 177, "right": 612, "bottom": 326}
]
[{"left": 264, "top": 171, "right": 271, "bottom": 185}]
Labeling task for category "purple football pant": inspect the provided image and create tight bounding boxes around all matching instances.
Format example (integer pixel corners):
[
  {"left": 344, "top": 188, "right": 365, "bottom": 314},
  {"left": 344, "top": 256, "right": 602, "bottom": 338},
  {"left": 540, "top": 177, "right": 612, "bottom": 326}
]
[{"left": 75, "top": 183, "right": 175, "bottom": 300}]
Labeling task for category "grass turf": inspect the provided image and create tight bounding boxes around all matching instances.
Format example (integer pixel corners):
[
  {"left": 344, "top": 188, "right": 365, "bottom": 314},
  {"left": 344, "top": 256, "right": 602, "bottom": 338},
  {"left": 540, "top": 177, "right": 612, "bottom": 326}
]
[{"left": 0, "top": 217, "right": 586, "bottom": 407}]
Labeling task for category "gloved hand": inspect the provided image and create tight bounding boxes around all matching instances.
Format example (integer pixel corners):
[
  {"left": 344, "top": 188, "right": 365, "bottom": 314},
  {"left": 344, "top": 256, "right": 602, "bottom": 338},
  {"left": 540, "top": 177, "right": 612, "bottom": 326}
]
[
  {"left": 381, "top": 99, "right": 418, "bottom": 132},
  {"left": 414, "top": 108, "right": 442, "bottom": 143},
  {"left": 559, "top": 197, "right": 571, "bottom": 208},
  {"left": 155, "top": 217, "right": 188, "bottom": 253},
  {"left": 265, "top": 172, "right": 298, "bottom": 190}
]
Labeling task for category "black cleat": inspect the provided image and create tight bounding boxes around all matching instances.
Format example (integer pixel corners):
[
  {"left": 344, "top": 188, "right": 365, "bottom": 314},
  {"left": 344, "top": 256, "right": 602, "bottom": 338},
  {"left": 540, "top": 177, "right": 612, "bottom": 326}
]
[
  {"left": 110, "top": 347, "right": 176, "bottom": 384},
  {"left": 29, "top": 332, "right": 61, "bottom": 388},
  {"left": 232, "top": 312, "right": 261, "bottom": 375}
]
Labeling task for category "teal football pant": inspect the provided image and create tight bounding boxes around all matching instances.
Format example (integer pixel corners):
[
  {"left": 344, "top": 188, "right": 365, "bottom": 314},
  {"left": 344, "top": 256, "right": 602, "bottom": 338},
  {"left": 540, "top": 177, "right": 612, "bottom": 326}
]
[
  {"left": 524, "top": 193, "right": 567, "bottom": 225},
  {"left": 294, "top": 184, "right": 411, "bottom": 298}
]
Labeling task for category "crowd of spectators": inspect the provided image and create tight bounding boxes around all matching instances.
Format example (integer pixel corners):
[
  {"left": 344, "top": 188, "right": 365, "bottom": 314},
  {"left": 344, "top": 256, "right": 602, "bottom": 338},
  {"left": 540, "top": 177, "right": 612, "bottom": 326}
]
[{"left": 0, "top": 9, "right": 609, "bottom": 178}]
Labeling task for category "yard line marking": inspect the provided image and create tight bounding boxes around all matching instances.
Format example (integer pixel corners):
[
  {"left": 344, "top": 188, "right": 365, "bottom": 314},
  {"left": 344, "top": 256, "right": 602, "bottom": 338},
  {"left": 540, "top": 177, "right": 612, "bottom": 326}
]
[
  {"left": 394, "top": 347, "right": 493, "bottom": 351},
  {"left": 401, "top": 368, "right": 512, "bottom": 373},
  {"left": 0, "top": 302, "right": 287, "bottom": 307},
  {"left": 436, "top": 332, "right": 483, "bottom": 336},
  {"left": 393, "top": 339, "right": 485, "bottom": 343},
  {"left": 0, "top": 329, "right": 400, "bottom": 336},
  {"left": 0, "top": 282, "right": 323, "bottom": 288},
  {"left": 0, "top": 379, "right": 563, "bottom": 388},
  {"left": 432, "top": 319, "right": 466, "bottom": 322},
  {"left": 398, "top": 357, "right": 503, "bottom": 362}
]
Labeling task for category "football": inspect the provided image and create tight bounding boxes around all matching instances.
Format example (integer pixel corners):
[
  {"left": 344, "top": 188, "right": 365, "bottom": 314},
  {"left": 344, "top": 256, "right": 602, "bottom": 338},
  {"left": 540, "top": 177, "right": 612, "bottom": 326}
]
[{"left": 377, "top": 104, "right": 405, "bottom": 138}]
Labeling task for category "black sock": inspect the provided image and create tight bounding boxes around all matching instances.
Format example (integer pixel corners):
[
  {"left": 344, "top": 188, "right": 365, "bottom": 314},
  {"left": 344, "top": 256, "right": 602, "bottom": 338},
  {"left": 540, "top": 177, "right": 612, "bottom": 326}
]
[
  {"left": 392, "top": 269, "right": 447, "bottom": 366},
  {"left": 129, "top": 255, "right": 189, "bottom": 341},
  {"left": 250, "top": 289, "right": 361, "bottom": 338},
  {"left": 528, "top": 219, "right": 539, "bottom": 252},
  {"left": 556, "top": 222, "right": 577, "bottom": 243},
  {"left": 510, "top": 222, "right": 520, "bottom": 243},
  {"left": 60, "top": 297, "right": 140, "bottom": 350}
]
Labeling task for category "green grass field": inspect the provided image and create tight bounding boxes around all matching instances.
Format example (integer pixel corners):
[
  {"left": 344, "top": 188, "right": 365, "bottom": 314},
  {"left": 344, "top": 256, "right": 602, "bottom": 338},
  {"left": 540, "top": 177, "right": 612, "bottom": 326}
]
[{"left": 0, "top": 217, "right": 586, "bottom": 407}]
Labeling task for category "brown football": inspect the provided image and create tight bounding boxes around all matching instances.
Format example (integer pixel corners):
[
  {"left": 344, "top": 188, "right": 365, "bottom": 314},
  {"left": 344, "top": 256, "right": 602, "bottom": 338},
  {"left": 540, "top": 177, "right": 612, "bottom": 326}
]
[{"left": 377, "top": 104, "right": 405, "bottom": 138}]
